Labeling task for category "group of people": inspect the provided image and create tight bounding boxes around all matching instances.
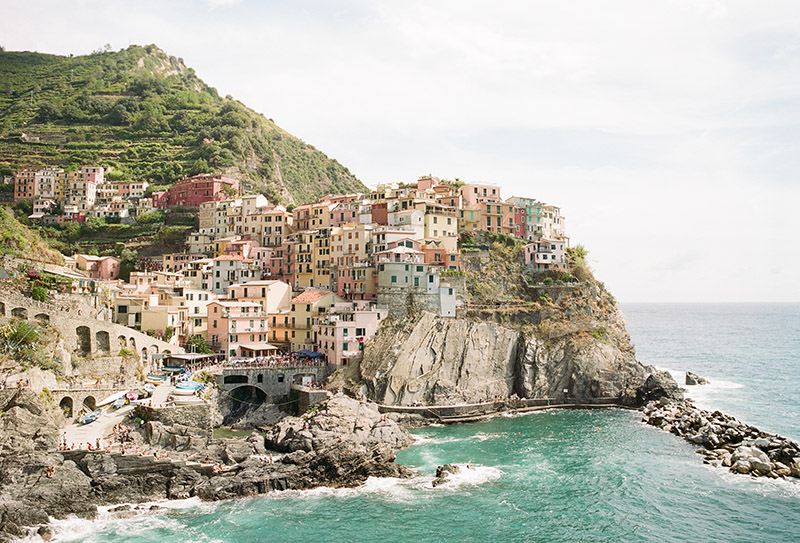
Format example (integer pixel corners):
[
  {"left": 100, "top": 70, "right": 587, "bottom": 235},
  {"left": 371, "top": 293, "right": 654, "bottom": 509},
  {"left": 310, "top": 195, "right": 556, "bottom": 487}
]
[
  {"left": 0, "top": 379, "right": 30, "bottom": 390},
  {"left": 224, "top": 353, "right": 326, "bottom": 369}
]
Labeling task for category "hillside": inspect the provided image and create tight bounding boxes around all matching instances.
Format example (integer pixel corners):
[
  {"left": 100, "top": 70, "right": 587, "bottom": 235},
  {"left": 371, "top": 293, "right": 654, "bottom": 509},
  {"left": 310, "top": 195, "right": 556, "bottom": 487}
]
[
  {"left": 0, "top": 45, "right": 366, "bottom": 204},
  {"left": 0, "top": 206, "right": 64, "bottom": 265}
]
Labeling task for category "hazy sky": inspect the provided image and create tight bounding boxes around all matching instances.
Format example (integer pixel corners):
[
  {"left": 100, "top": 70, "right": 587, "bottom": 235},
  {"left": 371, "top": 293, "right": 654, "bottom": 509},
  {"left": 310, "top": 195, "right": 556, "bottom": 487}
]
[{"left": 2, "top": 0, "right": 799, "bottom": 302}]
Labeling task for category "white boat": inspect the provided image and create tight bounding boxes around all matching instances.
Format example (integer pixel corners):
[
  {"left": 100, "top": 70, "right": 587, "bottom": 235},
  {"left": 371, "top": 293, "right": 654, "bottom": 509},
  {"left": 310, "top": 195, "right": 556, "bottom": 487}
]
[
  {"left": 96, "top": 390, "right": 128, "bottom": 407},
  {"left": 172, "top": 387, "right": 197, "bottom": 396},
  {"left": 175, "top": 381, "right": 203, "bottom": 390},
  {"left": 171, "top": 396, "right": 205, "bottom": 405}
]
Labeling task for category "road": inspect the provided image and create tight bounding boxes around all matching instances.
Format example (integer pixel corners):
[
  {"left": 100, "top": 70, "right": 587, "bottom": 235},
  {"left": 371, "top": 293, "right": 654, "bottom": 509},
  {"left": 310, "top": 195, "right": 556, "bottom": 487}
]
[{"left": 63, "top": 380, "right": 174, "bottom": 449}]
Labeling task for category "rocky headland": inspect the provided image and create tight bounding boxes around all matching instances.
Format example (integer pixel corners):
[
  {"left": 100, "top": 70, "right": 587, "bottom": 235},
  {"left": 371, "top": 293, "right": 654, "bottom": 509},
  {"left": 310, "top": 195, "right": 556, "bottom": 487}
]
[{"left": 0, "top": 389, "right": 411, "bottom": 542}]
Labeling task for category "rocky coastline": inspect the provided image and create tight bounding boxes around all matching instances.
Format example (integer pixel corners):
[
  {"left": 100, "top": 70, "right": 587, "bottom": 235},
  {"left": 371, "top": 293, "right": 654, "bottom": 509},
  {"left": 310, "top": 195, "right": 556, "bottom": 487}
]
[
  {"left": 0, "top": 389, "right": 412, "bottom": 542},
  {"left": 642, "top": 397, "right": 800, "bottom": 480}
]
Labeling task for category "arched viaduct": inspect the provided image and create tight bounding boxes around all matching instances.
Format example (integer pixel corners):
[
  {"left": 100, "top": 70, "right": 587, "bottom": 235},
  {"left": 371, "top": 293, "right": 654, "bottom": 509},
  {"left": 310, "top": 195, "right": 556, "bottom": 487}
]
[
  {"left": 218, "top": 365, "right": 329, "bottom": 403},
  {"left": 0, "top": 291, "right": 183, "bottom": 366}
]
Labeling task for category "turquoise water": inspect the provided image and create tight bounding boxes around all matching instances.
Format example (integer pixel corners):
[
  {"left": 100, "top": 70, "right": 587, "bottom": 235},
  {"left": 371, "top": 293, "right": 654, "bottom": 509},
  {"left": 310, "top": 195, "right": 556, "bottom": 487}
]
[{"left": 46, "top": 304, "right": 800, "bottom": 542}]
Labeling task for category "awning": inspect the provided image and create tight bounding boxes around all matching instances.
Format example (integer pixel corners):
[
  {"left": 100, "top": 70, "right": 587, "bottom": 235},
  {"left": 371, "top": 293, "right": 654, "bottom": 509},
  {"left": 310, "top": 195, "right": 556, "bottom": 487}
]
[{"left": 239, "top": 343, "right": 279, "bottom": 352}]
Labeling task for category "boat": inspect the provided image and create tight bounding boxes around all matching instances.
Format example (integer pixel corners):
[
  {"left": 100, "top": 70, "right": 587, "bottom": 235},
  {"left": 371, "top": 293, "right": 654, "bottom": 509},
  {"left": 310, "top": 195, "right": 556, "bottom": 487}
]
[
  {"left": 96, "top": 390, "right": 127, "bottom": 407},
  {"left": 126, "top": 390, "right": 139, "bottom": 401},
  {"left": 146, "top": 374, "right": 168, "bottom": 385},
  {"left": 81, "top": 409, "right": 102, "bottom": 424},
  {"left": 143, "top": 383, "right": 156, "bottom": 394},
  {"left": 171, "top": 395, "right": 206, "bottom": 405},
  {"left": 172, "top": 387, "right": 197, "bottom": 396},
  {"left": 175, "top": 381, "right": 203, "bottom": 391},
  {"left": 112, "top": 397, "right": 126, "bottom": 409}
]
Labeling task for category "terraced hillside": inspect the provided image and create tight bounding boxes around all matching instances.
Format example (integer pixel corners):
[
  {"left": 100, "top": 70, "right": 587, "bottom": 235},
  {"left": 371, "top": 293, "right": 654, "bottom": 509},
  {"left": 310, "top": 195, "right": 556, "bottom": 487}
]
[{"left": 0, "top": 45, "right": 366, "bottom": 204}]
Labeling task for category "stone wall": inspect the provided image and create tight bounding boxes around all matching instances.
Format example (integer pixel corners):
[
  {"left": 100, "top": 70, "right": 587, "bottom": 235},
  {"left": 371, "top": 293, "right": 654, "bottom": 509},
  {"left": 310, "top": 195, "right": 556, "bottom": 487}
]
[{"left": 377, "top": 287, "right": 442, "bottom": 320}]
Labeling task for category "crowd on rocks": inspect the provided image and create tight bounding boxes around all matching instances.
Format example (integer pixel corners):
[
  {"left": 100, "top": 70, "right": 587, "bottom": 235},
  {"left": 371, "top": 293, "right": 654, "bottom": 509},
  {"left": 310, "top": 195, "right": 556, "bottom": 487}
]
[{"left": 642, "top": 399, "right": 800, "bottom": 479}]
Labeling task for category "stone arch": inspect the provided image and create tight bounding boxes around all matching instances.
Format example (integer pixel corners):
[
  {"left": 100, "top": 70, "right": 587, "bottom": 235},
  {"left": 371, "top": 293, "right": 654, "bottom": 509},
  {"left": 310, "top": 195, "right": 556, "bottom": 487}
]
[
  {"left": 96, "top": 330, "right": 110, "bottom": 353},
  {"left": 76, "top": 326, "right": 91, "bottom": 355},
  {"left": 118, "top": 336, "right": 127, "bottom": 348},
  {"left": 141, "top": 347, "right": 148, "bottom": 363},
  {"left": 227, "top": 385, "right": 268, "bottom": 411},
  {"left": 152, "top": 345, "right": 159, "bottom": 354},
  {"left": 11, "top": 307, "right": 28, "bottom": 319},
  {"left": 163, "top": 349, "right": 171, "bottom": 355},
  {"left": 59, "top": 396, "right": 74, "bottom": 418},
  {"left": 0, "top": 301, "right": 5, "bottom": 316},
  {"left": 224, "top": 374, "right": 248, "bottom": 385},
  {"left": 129, "top": 337, "right": 136, "bottom": 351},
  {"left": 35, "top": 313, "right": 50, "bottom": 325},
  {"left": 83, "top": 395, "right": 96, "bottom": 411},
  {"left": 257, "top": 374, "right": 263, "bottom": 383}
]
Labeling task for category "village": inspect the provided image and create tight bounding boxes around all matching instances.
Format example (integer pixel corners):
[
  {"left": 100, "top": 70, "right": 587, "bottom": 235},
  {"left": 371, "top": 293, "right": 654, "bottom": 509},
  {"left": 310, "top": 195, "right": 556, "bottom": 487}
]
[{"left": 5, "top": 168, "right": 569, "bottom": 368}]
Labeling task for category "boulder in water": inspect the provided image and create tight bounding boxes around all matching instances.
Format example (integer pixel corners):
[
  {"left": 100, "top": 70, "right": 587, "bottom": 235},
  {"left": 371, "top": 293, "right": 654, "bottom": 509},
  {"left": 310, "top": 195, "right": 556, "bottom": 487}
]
[
  {"left": 432, "top": 464, "right": 460, "bottom": 487},
  {"left": 685, "top": 372, "right": 708, "bottom": 386}
]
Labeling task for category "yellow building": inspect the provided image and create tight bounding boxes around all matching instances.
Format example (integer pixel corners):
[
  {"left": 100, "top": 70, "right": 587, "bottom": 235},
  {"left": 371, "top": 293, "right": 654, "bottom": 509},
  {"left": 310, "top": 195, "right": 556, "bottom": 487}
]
[{"left": 288, "top": 289, "right": 344, "bottom": 352}]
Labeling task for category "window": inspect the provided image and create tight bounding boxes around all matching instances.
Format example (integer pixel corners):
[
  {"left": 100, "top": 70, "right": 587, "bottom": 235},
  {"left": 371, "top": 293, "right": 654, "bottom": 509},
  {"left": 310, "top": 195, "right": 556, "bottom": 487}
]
[
  {"left": 391, "top": 275, "right": 397, "bottom": 283},
  {"left": 343, "top": 328, "right": 348, "bottom": 336},
  {"left": 356, "top": 328, "right": 365, "bottom": 336},
  {"left": 343, "top": 342, "right": 349, "bottom": 351}
]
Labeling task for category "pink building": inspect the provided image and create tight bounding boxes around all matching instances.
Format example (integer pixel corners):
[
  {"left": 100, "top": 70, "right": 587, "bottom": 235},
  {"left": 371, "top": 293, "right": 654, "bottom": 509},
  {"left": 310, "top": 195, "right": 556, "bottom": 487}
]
[
  {"left": 75, "top": 254, "right": 120, "bottom": 280},
  {"left": 162, "top": 174, "right": 240, "bottom": 208},
  {"left": 524, "top": 239, "right": 567, "bottom": 271},
  {"left": 328, "top": 202, "right": 361, "bottom": 227},
  {"left": 207, "top": 301, "right": 274, "bottom": 357}
]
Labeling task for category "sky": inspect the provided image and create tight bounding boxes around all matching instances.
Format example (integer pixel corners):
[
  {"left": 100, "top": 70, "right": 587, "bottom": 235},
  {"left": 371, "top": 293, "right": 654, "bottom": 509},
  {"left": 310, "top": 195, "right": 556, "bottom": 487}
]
[{"left": 2, "top": 0, "right": 799, "bottom": 302}]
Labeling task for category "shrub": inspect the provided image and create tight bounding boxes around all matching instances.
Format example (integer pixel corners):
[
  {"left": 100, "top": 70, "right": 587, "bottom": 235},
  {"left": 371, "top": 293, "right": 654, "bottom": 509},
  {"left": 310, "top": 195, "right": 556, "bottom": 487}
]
[
  {"left": 31, "top": 285, "right": 49, "bottom": 301},
  {"left": 543, "top": 277, "right": 554, "bottom": 286}
]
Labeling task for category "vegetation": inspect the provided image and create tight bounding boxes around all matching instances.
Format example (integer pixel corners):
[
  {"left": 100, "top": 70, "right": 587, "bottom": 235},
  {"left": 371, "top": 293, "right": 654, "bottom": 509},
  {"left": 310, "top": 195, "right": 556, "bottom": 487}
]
[
  {"left": 0, "top": 206, "right": 64, "bottom": 263},
  {"left": 186, "top": 334, "right": 213, "bottom": 354},
  {"left": 0, "top": 45, "right": 366, "bottom": 204},
  {"left": 566, "top": 245, "right": 592, "bottom": 282},
  {"left": 31, "top": 284, "right": 48, "bottom": 301}
]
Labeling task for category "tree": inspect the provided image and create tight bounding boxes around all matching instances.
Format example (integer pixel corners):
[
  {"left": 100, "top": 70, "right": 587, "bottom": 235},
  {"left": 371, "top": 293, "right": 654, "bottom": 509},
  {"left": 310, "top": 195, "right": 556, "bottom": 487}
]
[{"left": 186, "top": 335, "right": 213, "bottom": 354}]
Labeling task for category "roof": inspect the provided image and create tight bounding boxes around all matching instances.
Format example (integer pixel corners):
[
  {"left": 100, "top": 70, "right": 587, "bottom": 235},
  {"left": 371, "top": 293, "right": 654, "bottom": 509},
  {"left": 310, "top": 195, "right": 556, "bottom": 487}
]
[
  {"left": 213, "top": 255, "right": 253, "bottom": 262},
  {"left": 210, "top": 300, "right": 261, "bottom": 307},
  {"left": 291, "top": 289, "right": 332, "bottom": 304}
]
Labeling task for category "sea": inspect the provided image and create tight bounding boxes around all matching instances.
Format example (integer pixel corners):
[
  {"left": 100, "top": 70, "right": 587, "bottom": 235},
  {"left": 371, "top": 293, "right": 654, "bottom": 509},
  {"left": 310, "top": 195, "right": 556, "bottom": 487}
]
[{"left": 35, "top": 303, "right": 800, "bottom": 543}]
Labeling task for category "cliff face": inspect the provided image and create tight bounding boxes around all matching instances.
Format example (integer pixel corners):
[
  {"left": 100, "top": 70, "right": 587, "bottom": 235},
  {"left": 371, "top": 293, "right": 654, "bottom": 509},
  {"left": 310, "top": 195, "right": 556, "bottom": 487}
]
[{"left": 359, "top": 274, "right": 647, "bottom": 406}]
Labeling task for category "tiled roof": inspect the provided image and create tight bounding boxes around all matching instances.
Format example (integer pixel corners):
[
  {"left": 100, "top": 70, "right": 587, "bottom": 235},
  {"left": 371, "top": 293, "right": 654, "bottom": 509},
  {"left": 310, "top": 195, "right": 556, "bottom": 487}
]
[{"left": 291, "top": 289, "right": 331, "bottom": 304}]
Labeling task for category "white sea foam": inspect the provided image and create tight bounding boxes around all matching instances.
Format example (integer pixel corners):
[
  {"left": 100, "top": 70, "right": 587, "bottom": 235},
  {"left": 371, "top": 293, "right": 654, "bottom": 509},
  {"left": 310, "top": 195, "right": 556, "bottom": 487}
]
[
  {"left": 19, "top": 497, "right": 208, "bottom": 543},
  {"left": 424, "top": 463, "right": 503, "bottom": 490},
  {"left": 657, "top": 367, "right": 744, "bottom": 412},
  {"left": 412, "top": 435, "right": 463, "bottom": 445}
]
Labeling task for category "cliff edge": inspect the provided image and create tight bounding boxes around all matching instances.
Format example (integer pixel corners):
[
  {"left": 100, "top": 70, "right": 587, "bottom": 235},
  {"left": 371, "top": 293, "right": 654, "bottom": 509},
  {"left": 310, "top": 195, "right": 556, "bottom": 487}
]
[{"left": 356, "top": 237, "right": 654, "bottom": 407}]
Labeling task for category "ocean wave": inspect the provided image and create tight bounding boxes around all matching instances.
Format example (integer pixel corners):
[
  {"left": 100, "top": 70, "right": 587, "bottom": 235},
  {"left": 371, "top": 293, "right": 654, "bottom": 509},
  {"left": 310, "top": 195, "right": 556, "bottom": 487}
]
[
  {"left": 423, "top": 463, "right": 503, "bottom": 491},
  {"left": 412, "top": 435, "right": 464, "bottom": 445},
  {"left": 656, "top": 367, "right": 744, "bottom": 410},
  {"left": 18, "top": 497, "right": 213, "bottom": 543}
]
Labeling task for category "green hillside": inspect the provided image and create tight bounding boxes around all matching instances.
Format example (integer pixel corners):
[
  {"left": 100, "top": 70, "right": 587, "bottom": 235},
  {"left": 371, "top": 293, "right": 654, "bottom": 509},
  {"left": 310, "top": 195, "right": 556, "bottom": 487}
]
[{"left": 0, "top": 44, "right": 366, "bottom": 204}]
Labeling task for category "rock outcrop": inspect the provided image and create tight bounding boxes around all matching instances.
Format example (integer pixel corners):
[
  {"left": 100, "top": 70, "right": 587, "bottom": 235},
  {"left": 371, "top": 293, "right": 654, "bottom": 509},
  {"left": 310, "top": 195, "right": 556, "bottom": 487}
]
[
  {"left": 0, "top": 390, "right": 412, "bottom": 542},
  {"left": 266, "top": 394, "right": 413, "bottom": 452},
  {"left": 359, "top": 279, "right": 649, "bottom": 406},
  {"left": 685, "top": 371, "right": 708, "bottom": 386},
  {"left": 642, "top": 400, "right": 800, "bottom": 479}
]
